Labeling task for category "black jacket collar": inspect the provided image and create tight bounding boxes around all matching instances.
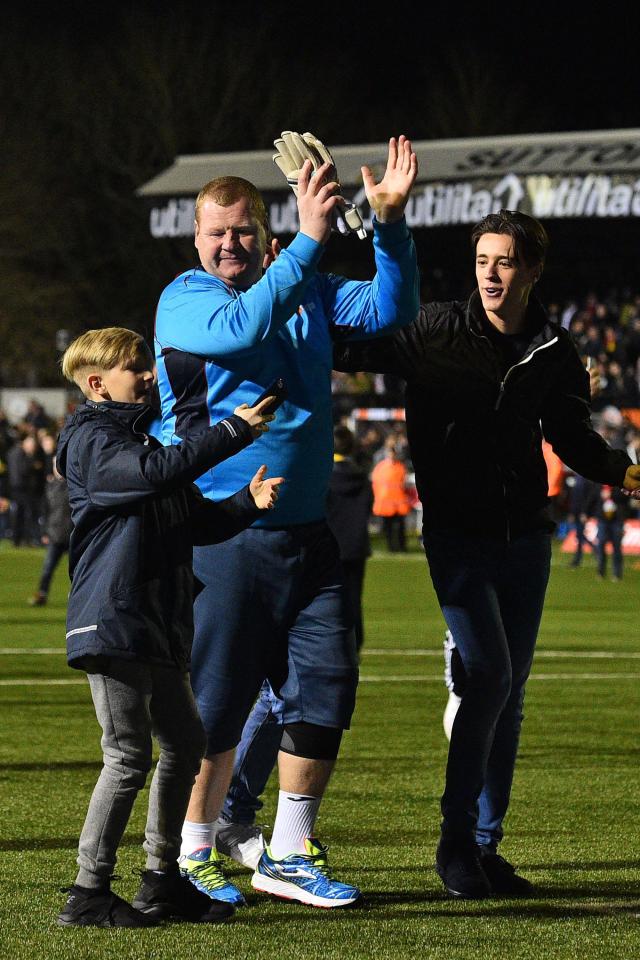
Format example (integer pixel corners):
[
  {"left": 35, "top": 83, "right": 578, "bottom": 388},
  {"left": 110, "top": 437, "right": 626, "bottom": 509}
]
[
  {"left": 84, "top": 400, "right": 156, "bottom": 430},
  {"left": 465, "top": 289, "right": 556, "bottom": 350}
]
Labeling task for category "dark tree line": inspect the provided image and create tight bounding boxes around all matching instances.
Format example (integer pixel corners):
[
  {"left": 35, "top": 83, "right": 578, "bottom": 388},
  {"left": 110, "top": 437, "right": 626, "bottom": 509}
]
[{"left": 1, "top": 3, "right": 638, "bottom": 385}]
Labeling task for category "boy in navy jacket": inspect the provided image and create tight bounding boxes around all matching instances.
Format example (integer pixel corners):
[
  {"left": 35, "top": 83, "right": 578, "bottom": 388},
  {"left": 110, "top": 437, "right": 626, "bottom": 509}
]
[{"left": 55, "top": 327, "right": 282, "bottom": 927}]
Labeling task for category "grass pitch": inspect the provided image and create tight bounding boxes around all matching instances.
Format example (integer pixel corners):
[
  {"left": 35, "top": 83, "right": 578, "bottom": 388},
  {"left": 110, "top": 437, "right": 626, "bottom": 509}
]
[{"left": 1, "top": 538, "right": 639, "bottom": 959}]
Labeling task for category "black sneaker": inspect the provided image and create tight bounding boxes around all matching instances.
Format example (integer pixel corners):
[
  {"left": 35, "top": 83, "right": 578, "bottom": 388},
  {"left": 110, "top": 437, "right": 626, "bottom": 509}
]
[
  {"left": 57, "top": 885, "right": 159, "bottom": 927},
  {"left": 435, "top": 840, "right": 492, "bottom": 899},
  {"left": 477, "top": 850, "right": 534, "bottom": 897},
  {"left": 132, "top": 865, "right": 235, "bottom": 923}
]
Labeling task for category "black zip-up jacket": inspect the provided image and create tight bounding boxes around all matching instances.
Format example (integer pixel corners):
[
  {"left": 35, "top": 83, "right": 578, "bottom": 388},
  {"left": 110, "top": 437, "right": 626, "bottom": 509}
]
[
  {"left": 56, "top": 400, "right": 259, "bottom": 670},
  {"left": 334, "top": 291, "right": 631, "bottom": 540}
]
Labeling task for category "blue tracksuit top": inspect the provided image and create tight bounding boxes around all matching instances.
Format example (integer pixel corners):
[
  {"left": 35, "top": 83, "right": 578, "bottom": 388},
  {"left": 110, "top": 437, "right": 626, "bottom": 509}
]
[{"left": 154, "top": 218, "right": 418, "bottom": 527}]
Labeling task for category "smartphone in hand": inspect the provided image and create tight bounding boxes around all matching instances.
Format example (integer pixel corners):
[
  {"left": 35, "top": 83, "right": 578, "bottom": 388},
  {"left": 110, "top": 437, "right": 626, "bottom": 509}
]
[{"left": 254, "top": 378, "right": 287, "bottom": 412}]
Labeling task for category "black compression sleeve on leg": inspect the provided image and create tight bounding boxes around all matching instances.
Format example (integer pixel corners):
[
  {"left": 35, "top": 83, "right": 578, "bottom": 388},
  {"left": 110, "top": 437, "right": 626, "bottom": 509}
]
[{"left": 279, "top": 722, "right": 343, "bottom": 760}]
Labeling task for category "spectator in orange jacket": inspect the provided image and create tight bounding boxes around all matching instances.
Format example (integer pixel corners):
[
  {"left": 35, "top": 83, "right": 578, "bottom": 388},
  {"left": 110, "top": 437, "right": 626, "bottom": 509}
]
[{"left": 371, "top": 437, "right": 411, "bottom": 552}]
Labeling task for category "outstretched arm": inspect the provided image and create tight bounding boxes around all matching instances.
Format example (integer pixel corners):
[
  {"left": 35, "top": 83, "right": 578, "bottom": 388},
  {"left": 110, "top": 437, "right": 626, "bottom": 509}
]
[
  {"left": 76, "top": 404, "right": 274, "bottom": 508},
  {"left": 317, "top": 136, "right": 419, "bottom": 338}
]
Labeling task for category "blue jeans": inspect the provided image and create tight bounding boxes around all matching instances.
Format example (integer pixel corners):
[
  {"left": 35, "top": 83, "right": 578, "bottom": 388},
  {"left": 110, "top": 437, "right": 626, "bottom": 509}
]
[
  {"left": 423, "top": 530, "right": 551, "bottom": 851},
  {"left": 38, "top": 540, "right": 68, "bottom": 595},
  {"left": 221, "top": 680, "right": 283, "bottom": 825}
]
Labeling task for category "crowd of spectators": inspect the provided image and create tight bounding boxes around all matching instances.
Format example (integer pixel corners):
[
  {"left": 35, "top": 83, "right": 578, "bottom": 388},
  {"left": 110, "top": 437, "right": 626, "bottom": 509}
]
[
  {"left": 0, "top": 400, "right": 65, "bottom": 546},
  {"left": 2, "top": 288, "right": 640, "bottom": 556}
]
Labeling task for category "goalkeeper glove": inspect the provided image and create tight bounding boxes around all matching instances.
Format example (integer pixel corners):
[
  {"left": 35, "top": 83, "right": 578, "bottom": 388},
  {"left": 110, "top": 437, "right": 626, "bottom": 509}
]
[{"left": 273, "top": 130, "right": 367, "bottom": 239}]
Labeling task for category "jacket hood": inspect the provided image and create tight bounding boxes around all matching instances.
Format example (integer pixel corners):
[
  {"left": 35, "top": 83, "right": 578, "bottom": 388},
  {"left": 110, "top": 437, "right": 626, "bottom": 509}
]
[{"left": 56, "top": 401, "right": 155, "bottom": 479}]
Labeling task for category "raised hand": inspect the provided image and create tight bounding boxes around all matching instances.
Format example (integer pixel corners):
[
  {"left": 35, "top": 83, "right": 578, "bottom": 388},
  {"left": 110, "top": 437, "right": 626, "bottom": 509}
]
[
  {"left": 362, "top": 135, "right": 418, "bottom": 224},
  {"left": 296, "top": 159, "right": 344, "bottom": 245},
  {"left": 249, "top": 464, "right": 285, "bottom": 510},
  {"left": 233, "top": 396, "right": 276, "bottom": 438}
]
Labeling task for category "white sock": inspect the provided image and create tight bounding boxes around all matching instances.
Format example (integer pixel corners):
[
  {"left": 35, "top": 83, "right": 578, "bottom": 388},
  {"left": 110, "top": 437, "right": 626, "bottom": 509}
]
[
  {"left": 269, "top": 791, "right": 321, "bottom": 860},
  {"left": 180, "top": 820, "right": 215, "bottom": 858}
]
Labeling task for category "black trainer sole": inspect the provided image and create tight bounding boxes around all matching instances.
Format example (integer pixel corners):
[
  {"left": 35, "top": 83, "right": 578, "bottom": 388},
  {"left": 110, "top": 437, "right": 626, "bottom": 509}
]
[
  {"left": 435, "top": 863, "right": 492, "bottom": 900},
  {"left": 132, "top": 900, "right": 234, "bottom": 923},
  {"left": 57, "top": 914, "right": 159, "bottom": 928}
]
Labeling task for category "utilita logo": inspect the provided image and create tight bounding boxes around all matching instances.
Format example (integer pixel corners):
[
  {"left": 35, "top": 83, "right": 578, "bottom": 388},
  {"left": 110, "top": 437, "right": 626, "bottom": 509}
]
[{"left": 147, "top": 166, "right": 640, "bottom": 239}]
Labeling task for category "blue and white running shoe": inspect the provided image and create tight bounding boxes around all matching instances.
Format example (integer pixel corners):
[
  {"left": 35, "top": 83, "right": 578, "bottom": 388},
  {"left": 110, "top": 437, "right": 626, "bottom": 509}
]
[
  {"left": 251, "top": 838, "right": 360, "bottom": 908},
  {"left": 179, "top": 846, "right": 246, "bottom": 905}
]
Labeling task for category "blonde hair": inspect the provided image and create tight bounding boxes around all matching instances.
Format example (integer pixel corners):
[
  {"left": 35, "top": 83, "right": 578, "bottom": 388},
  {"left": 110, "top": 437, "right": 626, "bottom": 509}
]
[
  {"left": 61, "top": 327, "right": 153, "bottom": 393},
  {"left": 195, "top": 176, "right": 271, "bottom": 241}
]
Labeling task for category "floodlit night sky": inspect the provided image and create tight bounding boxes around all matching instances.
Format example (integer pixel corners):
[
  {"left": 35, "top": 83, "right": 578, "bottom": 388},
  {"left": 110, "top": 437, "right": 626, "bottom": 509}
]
[
  {"left": 5, "top": 3, "right": 640, "bottom": 146},
  {"left": 2, "top": 0, "right": 640, "bottom": 382}
]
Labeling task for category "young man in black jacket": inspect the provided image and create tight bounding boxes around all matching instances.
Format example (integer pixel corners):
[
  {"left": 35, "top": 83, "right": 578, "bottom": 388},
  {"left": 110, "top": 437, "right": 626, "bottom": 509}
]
[
  {"left": 333, "top": 210, "right": 640, "bottom": 899},
  {"left": 55, "top": 327, "right": 282, "bottom": 927}
]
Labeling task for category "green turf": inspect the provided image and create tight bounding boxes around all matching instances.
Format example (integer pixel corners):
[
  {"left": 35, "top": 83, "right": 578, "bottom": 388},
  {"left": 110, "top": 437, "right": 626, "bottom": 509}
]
[{"left": 1, "top": 540, "right": 639, "bottom": 959}]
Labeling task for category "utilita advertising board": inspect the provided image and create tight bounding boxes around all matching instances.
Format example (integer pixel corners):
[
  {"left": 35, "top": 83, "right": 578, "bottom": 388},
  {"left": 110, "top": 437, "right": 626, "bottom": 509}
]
[{"left": 140, "top": 130, "right": 640, "bottom": 239}]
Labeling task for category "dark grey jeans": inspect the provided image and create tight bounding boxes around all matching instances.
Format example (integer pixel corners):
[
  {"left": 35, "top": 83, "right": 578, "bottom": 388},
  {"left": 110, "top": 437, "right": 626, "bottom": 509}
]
[{"left": 76, "top": 657, "right": 206, "bottom": 889}]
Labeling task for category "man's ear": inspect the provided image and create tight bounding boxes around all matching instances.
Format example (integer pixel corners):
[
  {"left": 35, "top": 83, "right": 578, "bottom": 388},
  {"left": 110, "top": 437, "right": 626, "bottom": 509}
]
[
  {"left": 263, "top": 238, "right": 281, "bottom": 270},
  {"left": 194, "top": 219, "right": 199, "bottom": 247}
]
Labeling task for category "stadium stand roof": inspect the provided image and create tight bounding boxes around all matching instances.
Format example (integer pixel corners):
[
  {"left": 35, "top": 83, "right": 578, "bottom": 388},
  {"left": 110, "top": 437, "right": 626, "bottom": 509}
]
[{"left": 138, "top": 128, "right": 640, "bottom": 196}]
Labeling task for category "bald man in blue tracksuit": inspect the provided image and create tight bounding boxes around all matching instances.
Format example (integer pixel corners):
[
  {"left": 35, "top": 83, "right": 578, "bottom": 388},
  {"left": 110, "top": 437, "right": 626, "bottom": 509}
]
[{"left": 155, "top": 137, "right": 419, "bottom": 908}]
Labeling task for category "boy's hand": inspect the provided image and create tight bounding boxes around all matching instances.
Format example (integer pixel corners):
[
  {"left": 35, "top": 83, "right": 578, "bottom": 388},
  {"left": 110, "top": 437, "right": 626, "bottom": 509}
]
[
  {"left": 234, "top": 397, "right": 277, "bottom": 438},
  {"left": 250, "top": 465, "right": 285, "bottom": 510}
]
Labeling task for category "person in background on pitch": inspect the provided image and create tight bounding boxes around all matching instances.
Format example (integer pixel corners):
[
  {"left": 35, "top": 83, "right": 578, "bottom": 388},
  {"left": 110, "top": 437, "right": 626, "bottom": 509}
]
[
  {"left": 154, "top": 135, "right": 419, "bottom": 909},
  {"left": 370, "top": 435, "right": 411, "bottom": 552},
  {"left": 566, "top": 473, "right": 599, "bottom": 568},
  {"left": 55, "top": 327, "right": 281, "bottom": 928},
  {"left": 333, "top": 209, "right": 640, "bottom": 900},
  {"left": 326, "top": 423, "right": 374, "bottom": 652},
  {"left": 594, "top": 483, "right": 628, "bottom": 580},
  {"left": 28, "top": 445, "right": 73, "bottom": 606},
  {"left": 212, "top": 423, "right": 374, "bottom": 872}
]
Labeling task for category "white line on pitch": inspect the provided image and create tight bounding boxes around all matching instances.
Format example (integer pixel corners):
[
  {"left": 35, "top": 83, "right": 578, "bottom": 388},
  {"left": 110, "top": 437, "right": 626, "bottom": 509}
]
[
  {"left": 0, "top": 648, "right": 64, "bottom": 655},
  {"left": 361, "top": 649, "right": 640, "bottom": 659},
  {"left": 2, "top": 674, "right": 640, "bottom": 687},
  {"left": 359, "top": 673, "right": 640, "bottom": 682},
  {"left": 0, "top": 679, "right": 87, "bottom": 686},
  {"left": 2, "top": 648, "right": 639, "bottom": 660}
]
